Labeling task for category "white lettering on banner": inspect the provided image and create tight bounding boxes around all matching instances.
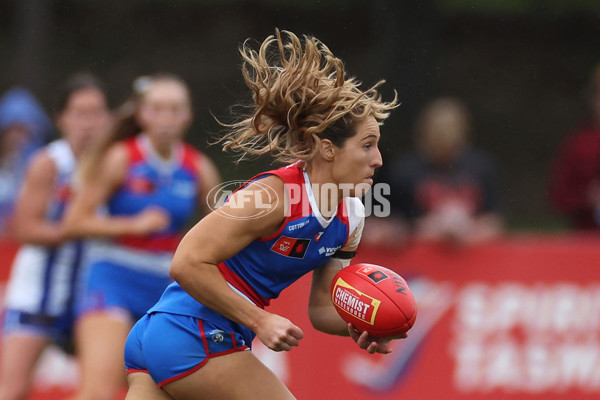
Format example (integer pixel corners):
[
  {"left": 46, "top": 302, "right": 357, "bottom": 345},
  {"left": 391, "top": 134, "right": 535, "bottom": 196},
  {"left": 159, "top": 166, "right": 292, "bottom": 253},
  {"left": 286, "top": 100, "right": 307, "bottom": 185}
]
[{"left": 452, "top": 283, "right": 600, "bottom": 393}]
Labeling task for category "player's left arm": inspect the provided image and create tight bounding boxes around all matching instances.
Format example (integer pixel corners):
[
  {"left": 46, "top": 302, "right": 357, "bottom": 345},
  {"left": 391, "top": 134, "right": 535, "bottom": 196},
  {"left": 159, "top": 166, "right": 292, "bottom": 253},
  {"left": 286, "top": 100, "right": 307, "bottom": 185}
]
[
  {"left": 196, "top": 153, "right": 221, "bottom": 218},
  {"left": 308, "top": 252, "right": 356, "bottom": 336},
  {"left": 307, "top": 214, "right": 365, "bottom": 336}
]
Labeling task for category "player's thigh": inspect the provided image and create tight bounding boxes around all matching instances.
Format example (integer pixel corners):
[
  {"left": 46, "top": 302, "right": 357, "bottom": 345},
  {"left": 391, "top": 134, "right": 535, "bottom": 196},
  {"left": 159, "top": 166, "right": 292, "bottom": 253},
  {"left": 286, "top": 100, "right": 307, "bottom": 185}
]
[
  {"left": 0, "top": 334, "right": 48, "bottom": 389},
  {"left": 163, "top": 351, "right": 296, "bottom": 400},
  {"left": 126, "top": 372, "right": 174, "bottom": 400},
  {"left": 75, "top": 310, "right": 132, "bottom": 382}
]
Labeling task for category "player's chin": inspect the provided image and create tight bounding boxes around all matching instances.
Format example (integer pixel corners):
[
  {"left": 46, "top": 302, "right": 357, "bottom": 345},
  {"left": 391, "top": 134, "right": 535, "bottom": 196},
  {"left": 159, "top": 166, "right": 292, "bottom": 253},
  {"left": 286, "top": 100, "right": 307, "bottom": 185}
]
[{"left": 347, "top": 182, "right": 373, "bottom": 197}]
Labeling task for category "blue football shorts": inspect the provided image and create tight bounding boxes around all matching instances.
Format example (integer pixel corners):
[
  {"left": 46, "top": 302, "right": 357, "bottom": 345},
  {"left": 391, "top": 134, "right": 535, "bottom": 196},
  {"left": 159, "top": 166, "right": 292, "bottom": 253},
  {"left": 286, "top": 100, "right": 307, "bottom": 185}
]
[
  {"left": 124, "top": 311, "right": 253, "bottom": 387},
  {"left": 77, "top": 261, "right": 172, "bottom": 321},
  {"left": 2, "top": 308, "right": 74, "bottom": 351}
]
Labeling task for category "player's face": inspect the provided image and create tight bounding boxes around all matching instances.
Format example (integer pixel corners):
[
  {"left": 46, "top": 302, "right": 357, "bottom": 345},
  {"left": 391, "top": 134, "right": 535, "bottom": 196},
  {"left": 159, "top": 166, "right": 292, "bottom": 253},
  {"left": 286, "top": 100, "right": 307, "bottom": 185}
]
[
  {"left": 57, "top": 87, "right": 112, "bottom": 156},
  {"left": 332, "top": 115, "right": 383, "bottom": 197},
  {"left": 137, "top": 81, "right": 192, "bottom": 153}
]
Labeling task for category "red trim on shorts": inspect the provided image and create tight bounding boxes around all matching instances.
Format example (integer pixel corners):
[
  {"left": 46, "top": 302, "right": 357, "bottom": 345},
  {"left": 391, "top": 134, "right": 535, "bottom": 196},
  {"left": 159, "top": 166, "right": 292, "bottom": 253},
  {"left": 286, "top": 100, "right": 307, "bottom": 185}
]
[
  {"left": 126, "top": 368, "right": 150, "bottom": 375},
  {"left": 217, "top": 262, "right": 269, "bottom": 308},
  {"left": 230, "top": 332, "right": 240, "bottom": 350},
  {"left": 156, "top": 318, "right": 249, "bottom": 388},
  {"left": 158, "top": 360, "right": 208, "bottom": 388}
]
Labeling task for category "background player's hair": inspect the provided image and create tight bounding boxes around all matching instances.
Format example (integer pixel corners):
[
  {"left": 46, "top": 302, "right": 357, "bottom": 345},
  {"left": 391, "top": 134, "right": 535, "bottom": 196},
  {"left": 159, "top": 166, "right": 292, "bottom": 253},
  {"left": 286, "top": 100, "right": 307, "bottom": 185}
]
[
  {"left": 53, "top": 72, "right": 108, "bottom": 115},
  {"left": 218, "top": 29, "right": 398, "bottom": 163},
  {"left": 81, "top": 72, "right": 190, "bottom": 178}
]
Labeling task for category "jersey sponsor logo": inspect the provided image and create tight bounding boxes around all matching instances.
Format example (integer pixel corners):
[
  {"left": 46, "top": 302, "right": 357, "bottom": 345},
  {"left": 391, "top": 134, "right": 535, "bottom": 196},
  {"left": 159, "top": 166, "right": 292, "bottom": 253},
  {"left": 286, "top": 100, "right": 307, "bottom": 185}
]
[
  {"left": 331, "top": 277, "right": 381, "bottom": 325},
  {"left": 287, "top": 219, "right": 310, "bottom": 231},
  {"left": 270, "top": 236, "right": 310, "bottom": 258},
  {"left": 318, "top": 245, "right": 343, "bottom": 256},
  {"left": 315, "top": 231, "right": 324, "bottom": 241}
]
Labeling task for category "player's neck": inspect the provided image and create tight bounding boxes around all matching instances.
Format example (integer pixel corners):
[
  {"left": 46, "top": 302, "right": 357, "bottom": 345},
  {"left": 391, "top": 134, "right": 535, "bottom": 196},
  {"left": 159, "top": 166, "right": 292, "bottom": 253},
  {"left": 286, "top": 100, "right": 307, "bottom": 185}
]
[{"left": 304, "top": 161, "right": 342, "bottom": 219}]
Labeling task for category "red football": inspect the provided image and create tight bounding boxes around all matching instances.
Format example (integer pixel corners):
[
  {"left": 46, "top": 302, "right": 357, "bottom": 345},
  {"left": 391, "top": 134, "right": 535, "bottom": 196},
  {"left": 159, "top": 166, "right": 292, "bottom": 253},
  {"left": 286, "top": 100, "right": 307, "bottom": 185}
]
[{"left": 330, "top": 263, "right": 417, "bottom": 338}]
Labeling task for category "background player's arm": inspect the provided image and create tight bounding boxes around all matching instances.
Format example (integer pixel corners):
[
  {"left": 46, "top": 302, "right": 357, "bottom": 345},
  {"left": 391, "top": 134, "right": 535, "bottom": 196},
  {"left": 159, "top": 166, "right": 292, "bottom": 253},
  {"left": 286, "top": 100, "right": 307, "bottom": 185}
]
[
  {"left": 63, "top": 143, "right": 169, "bottom": 239},
  {"left": 170, "top": 175, "right": 304, "bottom": 352},
  {"left": 196, "top": 153, "right": 221, "bottom": 217},
  {"left": 12, "top": 151, "right": 63, "bottom": 245}
]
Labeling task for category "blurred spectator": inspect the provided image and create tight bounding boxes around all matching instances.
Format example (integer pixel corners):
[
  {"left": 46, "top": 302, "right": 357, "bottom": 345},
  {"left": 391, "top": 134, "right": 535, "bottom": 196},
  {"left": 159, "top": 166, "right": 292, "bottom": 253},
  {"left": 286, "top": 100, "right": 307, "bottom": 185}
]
[
  {"left": 549, "top": 63, "right": 600, "bottom": 231},
  {"left": 370, "top": 97, "right": 503, "bottom": 246},
  {"left": 0, "top": 73, "right": 112, "bottom": 400},
  {"left": 0, "top": 88, "right": 53, "bottom": 236}
]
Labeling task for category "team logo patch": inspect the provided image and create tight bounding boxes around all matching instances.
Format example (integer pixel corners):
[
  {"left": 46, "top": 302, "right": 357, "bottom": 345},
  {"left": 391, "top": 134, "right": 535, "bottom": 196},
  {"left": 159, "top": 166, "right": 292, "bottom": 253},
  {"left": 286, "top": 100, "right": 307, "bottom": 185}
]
[
  {"left": 270, "top": 236, "right": 310, "bottom": 258},
  {"left": 209, "top": 329, "right": 225, "bottom": 343},
  {"left": 331, "top": 277, "right": 381, "bottom": 325},
  {"left": 128, "top": 176, "right": 155, "bottom": 193},
  {"left": 356, "top": 265, "right": 390, "bottom": 284}
]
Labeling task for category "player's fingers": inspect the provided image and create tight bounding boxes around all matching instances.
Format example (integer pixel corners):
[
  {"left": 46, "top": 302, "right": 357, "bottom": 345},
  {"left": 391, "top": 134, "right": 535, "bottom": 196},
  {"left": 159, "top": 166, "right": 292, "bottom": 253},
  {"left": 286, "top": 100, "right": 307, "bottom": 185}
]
[
  {"left": 271, "top": 339, "right": 292, "bottom": 352},
  {"left": 367, "top": 341, "right": 378, "bottom": 354},
  {"left": 357, "top": 331, "right": 370, "bottom": 349},
  {"left": 375, "top": 340, "right": 392, "bottom": 354},
  {"left": 348, "top": 323, "right": 360, "bottom": 340},
  {"left": 285, "top": 335, "right": 300, "bottom": 348},
  {"left": 289, "top": 325, "right": 304, "bottom": 340}
]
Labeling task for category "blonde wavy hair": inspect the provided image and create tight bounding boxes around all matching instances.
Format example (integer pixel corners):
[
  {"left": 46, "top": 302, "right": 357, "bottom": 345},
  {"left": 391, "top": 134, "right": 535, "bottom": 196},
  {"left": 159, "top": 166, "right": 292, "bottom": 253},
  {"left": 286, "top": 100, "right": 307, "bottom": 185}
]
[{"left": 218, "top": 29, "right": 398, "bottom": 163}]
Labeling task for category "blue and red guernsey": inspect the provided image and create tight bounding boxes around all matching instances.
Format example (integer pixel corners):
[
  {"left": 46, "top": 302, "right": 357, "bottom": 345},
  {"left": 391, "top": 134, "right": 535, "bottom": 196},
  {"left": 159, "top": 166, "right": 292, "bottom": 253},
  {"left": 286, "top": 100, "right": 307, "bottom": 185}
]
[
  {"left": 149, "top": 162, "right": 364, "bottom": 317},
  {"left": 108, "top": 135, "right": 200, "bottom": 253}
]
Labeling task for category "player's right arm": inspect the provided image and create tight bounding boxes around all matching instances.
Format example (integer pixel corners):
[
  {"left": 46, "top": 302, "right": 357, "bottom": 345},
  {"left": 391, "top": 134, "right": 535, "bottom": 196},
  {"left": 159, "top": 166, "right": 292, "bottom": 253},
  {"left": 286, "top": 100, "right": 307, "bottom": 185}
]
[
  {"left": 170, "top": 175, "right": 304, "bottom": 352},
  {"left": 63, "top": 144, "right": 169, "bottom": 239},
  {"left": 12, "top": 151, "right": 63, "bottom": 245}
]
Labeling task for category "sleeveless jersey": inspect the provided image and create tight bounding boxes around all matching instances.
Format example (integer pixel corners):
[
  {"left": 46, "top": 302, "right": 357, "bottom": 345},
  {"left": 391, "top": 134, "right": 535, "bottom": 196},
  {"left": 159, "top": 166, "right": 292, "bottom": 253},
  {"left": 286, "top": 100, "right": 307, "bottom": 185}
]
[
  {"left": 149, "top": 162, "right": 364, "bottom": 317},
  {"left": 108, "top": 135, "right": 200, "bottom": 253},
  {"left": 4, "top": 140, "right": 84, "bottom": 316}
]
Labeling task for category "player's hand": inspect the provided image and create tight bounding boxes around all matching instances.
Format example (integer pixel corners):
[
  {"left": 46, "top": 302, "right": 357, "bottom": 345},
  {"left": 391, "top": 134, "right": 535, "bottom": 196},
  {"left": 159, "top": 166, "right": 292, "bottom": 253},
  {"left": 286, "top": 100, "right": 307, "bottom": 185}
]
[
  {"left": 132, "top": 206, "right": 170, "bottom": 235},
  {"left": 348, "top": 323, "right": 407, "bottom": 354},
  {"left": 256, "top": 313, "right": 304, "bottom": 352}
]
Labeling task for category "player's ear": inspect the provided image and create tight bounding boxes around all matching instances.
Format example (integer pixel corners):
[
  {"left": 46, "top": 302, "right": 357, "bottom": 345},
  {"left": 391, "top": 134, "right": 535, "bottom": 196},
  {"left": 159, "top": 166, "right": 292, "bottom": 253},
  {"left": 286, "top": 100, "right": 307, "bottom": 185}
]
[{"left": 319, "top": 139, "right": 336, "bottom": 161}]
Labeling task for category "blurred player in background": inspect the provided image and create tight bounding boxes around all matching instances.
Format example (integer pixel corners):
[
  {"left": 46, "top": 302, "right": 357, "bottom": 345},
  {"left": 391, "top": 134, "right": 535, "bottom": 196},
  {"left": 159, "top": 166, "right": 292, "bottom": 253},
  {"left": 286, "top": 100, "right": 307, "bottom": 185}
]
[
  {"left": 0, "top": 73, "right": 112, "bottom": 400},
  {"left": 0, "top": 87, "right": 54, "bottom": 237},
  {"left": 63, "top": 73, "right": 220, "bottom": 400},
  {"left": 550, "top": 63, "right": 600, "bottom": 230},
  {"left": 123, "top": 30, "right": 402, "bottom": 400}
]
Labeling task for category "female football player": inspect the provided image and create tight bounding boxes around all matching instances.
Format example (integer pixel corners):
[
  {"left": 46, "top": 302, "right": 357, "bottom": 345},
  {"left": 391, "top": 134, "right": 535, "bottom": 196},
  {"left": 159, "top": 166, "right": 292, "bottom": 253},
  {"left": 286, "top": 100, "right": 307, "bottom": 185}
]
[
  {"left": 0, "top": 73, "right": 112, "bottom": 400},
  {"left": 124, "top": 30, "right": 401, "bottom": 400},
  {"left": 63, "top": 73, "right": 220, "bottom": 400}
]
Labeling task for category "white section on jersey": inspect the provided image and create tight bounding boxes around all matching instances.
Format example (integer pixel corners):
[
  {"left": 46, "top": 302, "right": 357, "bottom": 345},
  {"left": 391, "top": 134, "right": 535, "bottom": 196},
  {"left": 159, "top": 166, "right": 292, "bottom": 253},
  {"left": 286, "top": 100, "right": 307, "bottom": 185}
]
[{"left": 85, "top": 240, "right": 173, "bottom": 277}]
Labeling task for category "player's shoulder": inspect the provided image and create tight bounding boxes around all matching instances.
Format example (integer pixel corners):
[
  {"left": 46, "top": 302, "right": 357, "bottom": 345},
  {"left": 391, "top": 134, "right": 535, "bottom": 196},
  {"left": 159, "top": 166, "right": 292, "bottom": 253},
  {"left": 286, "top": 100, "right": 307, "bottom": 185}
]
[
  {"left": 27, "top": 148, "right": 57, "bottom": 172},
  {"left": 105, "top": 141, "right": 132, "bottom": 165}
]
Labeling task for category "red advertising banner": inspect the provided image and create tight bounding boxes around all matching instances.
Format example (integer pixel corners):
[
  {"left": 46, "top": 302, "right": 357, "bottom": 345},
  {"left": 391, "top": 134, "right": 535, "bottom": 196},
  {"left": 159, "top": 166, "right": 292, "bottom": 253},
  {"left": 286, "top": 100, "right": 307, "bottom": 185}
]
[
  {"left": 1, "top": 235, "right": 600, "bottom": 399},
  {"left": 262, "top": 234, "right": 600, "bottom": 400}
]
